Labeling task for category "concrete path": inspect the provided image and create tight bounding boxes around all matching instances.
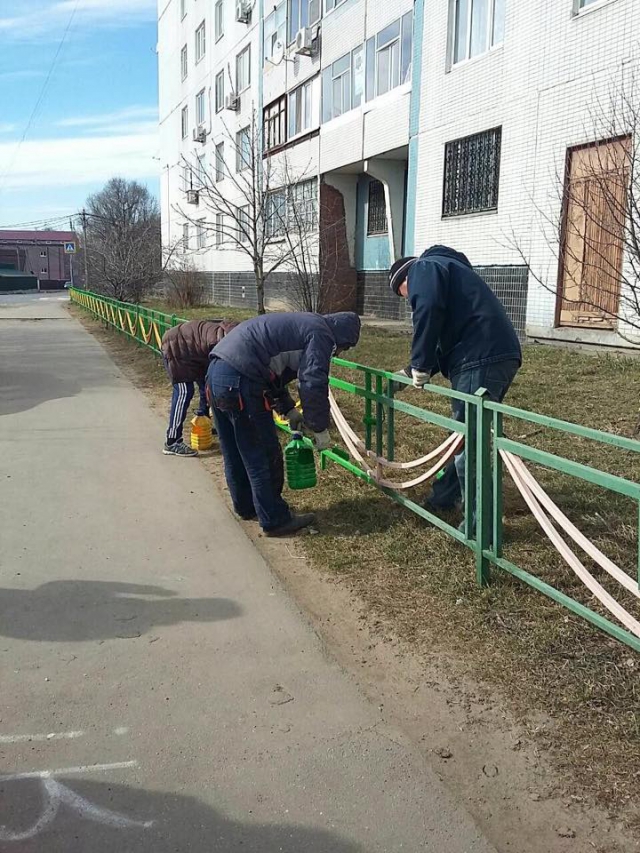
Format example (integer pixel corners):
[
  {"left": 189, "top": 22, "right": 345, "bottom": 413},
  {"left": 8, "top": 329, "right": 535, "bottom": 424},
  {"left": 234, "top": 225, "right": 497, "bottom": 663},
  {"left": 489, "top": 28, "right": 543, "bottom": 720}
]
[{"left": 0, "top": 294, "right": 497, "bottom": 852}]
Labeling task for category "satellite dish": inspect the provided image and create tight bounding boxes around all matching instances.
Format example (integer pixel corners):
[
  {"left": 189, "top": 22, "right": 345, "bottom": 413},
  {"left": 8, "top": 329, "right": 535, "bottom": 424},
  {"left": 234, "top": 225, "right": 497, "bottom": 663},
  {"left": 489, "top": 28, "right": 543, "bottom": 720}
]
[{"left": 271, "top": 39, "right": 285, "bottom": 66}]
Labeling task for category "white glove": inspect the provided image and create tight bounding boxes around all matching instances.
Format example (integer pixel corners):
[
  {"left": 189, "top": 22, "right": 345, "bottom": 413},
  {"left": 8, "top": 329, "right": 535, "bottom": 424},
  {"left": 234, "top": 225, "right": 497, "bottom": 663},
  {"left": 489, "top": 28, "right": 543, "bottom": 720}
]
[
  {"left": 313, "top": 429, "right": 331, "bottom": 450},
  {"left": 411, "top": 368, "right": 430, "bottom": 388},
  {"left": 286, "top": 408, "right": 305, "bottom": 431}
]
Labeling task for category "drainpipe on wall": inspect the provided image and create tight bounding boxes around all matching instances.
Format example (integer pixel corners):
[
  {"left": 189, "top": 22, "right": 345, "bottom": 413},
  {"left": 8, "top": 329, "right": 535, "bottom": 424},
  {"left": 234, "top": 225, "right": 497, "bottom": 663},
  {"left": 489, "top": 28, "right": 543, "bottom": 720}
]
[{"left": 405, "top": 0, "right": 426, "bottom": 256}]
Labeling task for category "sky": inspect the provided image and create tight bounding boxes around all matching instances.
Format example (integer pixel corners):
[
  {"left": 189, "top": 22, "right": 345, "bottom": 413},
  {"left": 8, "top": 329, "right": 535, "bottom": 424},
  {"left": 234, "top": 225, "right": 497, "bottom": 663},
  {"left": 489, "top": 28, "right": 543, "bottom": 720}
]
[{"left": 0, "top": 0, "right": 160, "bottom": 230}]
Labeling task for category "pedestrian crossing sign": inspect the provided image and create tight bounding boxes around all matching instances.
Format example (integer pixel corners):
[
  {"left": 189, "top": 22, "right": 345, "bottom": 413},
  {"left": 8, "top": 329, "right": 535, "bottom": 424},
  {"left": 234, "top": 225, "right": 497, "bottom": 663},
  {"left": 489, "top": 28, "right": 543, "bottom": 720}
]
[{"left": 64, "top": 242, "right": 76, "bottom": 254}]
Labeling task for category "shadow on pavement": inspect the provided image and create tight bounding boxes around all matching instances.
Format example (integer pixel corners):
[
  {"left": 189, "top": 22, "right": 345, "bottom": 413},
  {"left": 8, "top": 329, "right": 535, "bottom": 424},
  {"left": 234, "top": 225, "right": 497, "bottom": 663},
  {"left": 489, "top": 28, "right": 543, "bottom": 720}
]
[
  {"left": 0, "top": 581, "right": 241, "bottom": 642},
  {"left": 0, "top": 368, "right": 82, "bottom": 417},
  {"left": 0, "top": 777, "right": 363, "bottom": 852}
]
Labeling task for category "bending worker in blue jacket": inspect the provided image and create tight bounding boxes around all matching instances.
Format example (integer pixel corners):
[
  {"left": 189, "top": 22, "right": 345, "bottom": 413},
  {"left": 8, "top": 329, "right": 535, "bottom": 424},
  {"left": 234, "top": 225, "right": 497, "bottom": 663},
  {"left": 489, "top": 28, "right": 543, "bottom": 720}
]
[
  {"left": 208, "top": 311, "right": 361, "bottom": 537},
  {"left": 389, "top": 246, "right": 522, "bottom": 517}
]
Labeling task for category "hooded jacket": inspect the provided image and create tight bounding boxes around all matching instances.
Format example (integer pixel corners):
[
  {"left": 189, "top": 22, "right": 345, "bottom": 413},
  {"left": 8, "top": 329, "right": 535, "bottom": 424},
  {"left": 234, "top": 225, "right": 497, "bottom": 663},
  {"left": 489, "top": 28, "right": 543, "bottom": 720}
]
[
  {"left": 407, "top": 246, "right": 522, "bottom": 379},
  {"left": 211, "top": 311, "right": 361, "bottom": 432},
  {"left": 162, "top": 319, "right": 238, "bottom": 384}
]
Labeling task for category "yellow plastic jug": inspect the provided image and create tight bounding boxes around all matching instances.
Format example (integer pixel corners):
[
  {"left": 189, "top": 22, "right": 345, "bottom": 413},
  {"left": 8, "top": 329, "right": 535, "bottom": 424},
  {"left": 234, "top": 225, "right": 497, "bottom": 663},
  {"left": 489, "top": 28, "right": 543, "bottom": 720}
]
[{"left": 190, "top": 415, "right": 214, "bottom": 451}]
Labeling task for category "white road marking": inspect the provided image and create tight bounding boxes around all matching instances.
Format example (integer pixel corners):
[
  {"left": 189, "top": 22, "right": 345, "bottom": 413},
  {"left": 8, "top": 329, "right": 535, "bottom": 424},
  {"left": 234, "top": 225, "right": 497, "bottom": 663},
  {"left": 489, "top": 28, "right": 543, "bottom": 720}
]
[
  {"left": 0, "top": 777, "right": 153, "bottom": 841},
  {"left": 0, "top": 761, "right": 139, "bottom": 782},
  {"left": 0, "top": 731, "right": 84, "bottom": 744}
]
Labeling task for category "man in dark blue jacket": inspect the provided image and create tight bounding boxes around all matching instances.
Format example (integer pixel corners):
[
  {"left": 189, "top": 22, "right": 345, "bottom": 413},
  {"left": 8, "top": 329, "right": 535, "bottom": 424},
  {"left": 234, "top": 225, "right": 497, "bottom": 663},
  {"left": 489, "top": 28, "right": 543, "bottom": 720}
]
[
  {"left": 207, "top": 311, "right": 361, "bottom": 537},
  {"left": 389, "top": 246, "right": 522, "bottom": 515}
]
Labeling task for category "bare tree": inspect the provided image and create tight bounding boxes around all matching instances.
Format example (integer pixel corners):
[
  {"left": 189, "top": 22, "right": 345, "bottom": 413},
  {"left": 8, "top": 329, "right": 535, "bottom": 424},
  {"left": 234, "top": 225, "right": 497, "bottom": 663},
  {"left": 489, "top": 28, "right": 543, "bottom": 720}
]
[
  {"left": 177, "top": 113, "right": 314, "bottom": 315},
  {"left": 79, "top": 178, "right": 169, "bottom": 303},
  {"left": 509, "top": 74, "right": 640, "bottom": 340},
  {"left": 164, "top": 258, "right": 208, "bottom": 309}
]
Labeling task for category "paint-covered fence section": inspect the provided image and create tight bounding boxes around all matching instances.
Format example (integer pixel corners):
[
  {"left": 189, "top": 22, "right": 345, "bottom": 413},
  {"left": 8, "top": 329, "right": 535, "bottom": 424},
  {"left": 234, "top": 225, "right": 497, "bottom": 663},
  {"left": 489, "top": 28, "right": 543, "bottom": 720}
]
[{"left": 70, "top": 288, "right": 640, "bottom": 653}]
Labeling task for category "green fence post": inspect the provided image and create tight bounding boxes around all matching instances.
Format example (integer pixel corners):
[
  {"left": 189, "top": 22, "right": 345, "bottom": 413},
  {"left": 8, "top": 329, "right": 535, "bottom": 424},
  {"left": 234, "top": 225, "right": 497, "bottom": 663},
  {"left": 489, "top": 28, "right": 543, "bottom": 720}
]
[
  {"left": 492, "top": 409, "right": 504, "bottom": 558},
  {"left": 464, "top": 400, "right": 476, "bottom": 542},
  {"left": 386, "top": 377, "right": 395, "bottom": 462},
  {"left": 375, "top": 374, "right": 384, "bottom": 458},
  {"left": 475, "top": 389, "right": 491, "bottom": 586},
  {"left": 364, "top": 372, "right": 373, "bottom": 451}
]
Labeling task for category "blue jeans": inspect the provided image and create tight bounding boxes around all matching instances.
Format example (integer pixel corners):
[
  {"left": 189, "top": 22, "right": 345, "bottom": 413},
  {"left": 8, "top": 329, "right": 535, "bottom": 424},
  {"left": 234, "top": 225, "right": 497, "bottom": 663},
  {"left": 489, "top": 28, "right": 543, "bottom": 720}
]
[
  {"left": 207, "top": 359, "right": 291, "bottom": 532},
  {"left": 428, "top": 360, "right": 520, "bottom": 511}
]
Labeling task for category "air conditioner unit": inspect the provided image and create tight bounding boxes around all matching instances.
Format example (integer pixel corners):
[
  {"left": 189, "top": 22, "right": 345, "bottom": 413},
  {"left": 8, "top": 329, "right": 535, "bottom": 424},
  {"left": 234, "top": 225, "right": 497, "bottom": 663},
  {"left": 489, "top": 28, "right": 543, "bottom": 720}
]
[
  {"left": 235, "top": 0, "right": 251, "bottom": 23},
  {"left": 295, "top": 27, "right": 316, "bottom": 56},
  {"left": 186, "top": 189, "right": 199, "bottom": 205},
  {"left": 225, "top": 93, "right": 239, "bottom": 111},
  {"left": 192, "top": 124, "right": 207, "bottom": 143}
]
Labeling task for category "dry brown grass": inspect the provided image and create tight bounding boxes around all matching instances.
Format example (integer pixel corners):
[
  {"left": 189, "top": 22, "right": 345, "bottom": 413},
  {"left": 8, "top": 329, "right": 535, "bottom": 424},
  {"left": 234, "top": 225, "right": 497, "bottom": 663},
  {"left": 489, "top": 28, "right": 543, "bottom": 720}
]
[{"left": 73, "top": 304, "right": 640, "bottom": 825}]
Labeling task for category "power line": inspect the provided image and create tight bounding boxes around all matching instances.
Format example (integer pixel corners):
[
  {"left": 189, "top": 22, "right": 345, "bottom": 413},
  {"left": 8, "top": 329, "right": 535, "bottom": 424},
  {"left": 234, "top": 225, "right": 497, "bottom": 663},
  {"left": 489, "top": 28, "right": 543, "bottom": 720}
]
[
  {"left": 0, "top": 0, "right": 81, "bottom": 192},
  {"left": 0, "top": 213, "right": 76, "bottom": 230}
]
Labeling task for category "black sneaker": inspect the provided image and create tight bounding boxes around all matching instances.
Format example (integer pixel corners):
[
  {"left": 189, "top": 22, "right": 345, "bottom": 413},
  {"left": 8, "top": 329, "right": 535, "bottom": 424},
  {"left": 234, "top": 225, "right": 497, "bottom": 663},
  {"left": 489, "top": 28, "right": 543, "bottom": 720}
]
[
  {"left": 163, "top": 440, "right": 198, "bottom": 457},
  {"left": 264, "top": 513, "right": 316, "bottom": 537}
]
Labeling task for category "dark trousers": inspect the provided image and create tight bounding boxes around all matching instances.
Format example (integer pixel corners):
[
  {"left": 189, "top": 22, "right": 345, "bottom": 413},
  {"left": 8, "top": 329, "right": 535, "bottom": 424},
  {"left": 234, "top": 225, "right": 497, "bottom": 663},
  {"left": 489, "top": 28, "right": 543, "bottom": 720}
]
[
  {"left": 166, "top": 379, "right": 208, "bottom": 444},
  {"left": 207, "top": 359, "right": 291, "bottom": 532},
  {"left": 428, "top": 360, "right": 520, "bottom": 510}
]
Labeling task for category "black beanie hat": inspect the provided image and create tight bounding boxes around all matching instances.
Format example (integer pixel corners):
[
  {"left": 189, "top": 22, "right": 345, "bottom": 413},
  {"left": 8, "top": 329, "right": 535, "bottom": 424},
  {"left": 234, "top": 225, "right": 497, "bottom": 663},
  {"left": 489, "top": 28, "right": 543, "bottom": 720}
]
[{"left": 389, "top": 256, "right": 417, "bottom": 295}]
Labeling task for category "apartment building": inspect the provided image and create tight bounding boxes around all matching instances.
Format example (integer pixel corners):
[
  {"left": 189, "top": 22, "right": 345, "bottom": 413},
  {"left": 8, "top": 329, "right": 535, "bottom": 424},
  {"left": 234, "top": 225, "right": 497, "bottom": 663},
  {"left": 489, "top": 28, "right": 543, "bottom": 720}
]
[{"left": 158, "top": 0, "right": 640, "bottom": 344}]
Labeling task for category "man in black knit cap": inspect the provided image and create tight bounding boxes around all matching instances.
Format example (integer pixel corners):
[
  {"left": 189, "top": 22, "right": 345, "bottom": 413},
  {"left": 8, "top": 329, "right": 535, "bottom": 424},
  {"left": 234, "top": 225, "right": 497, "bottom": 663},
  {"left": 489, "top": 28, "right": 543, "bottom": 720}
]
[{"left": 389, "top": 246, "right": 522, "bottom": 518}]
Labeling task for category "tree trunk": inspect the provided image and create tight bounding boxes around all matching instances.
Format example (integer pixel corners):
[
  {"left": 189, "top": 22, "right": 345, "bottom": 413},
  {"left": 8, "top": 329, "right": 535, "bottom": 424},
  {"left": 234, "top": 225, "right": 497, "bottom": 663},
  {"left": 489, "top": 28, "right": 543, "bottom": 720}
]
[{"left": 255, "top": 267, "right": 266, "bottom": 315}]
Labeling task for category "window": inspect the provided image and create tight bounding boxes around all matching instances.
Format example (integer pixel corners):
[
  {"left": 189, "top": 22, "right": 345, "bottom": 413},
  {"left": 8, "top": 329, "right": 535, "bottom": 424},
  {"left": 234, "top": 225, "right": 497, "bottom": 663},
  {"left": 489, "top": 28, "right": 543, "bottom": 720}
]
[
  {"left": 215, "top": 213, "right": 224, "bottom": 246},
  {"left": 264, "top": 3, "right": 286, "bottom": 63},
  {"left": 442, "top": 126, "right": 502, "bottom": 217},
  {"left": 40, "top": 250, "right": 47, "bottom": 257},
  {"left": 215, "top": 142, "right": 225, "bottom": 181},
  {"left": 365, "top": 13, "right": 412, "bottom": 101},
  {"left": 41, "top": 267, "right": 48, "bottom": 274},
  {"left": 324, "top": 0, "right": 348, "bottom": 13},
  {"left": 215, "top": 71, "right": 224, "bottom": 112},
  {"left": 183, "top": 163, "right": 193, "bottom": 190},
  {"left": 367, "top": 180, "right": 388, "bottom": 234},
  {"left": 451, "top": 0, "right": 505, "bottom": 66},
  {"left": 181, "top": 105, "right": 189, "bottom": 138},
  {"left": 195, "top": 20, "right": 206, "bottom": 63},
  {"left": 263, "top": 96, "right": 287, "bottom": 152},
  {"left": 196, "top": 220, "right": 206, "bottom": 249},
  {"left": 236, "top": 44, "right": 251, "bottom": 93},
  {"left": 195, "top": 88, "right": 206, "bottom": 126},
  {"left": 181, "top": 44, "right": 188, "bottom": 80},
  {"left": 236, "top": 126, "right": 251, "bottom": 171},
  {"left": 215, "top": 0, "right": 224, "bottom": 40},
  {"left": 321, "top": 47, "right": 363, "bottom": 122},
  {"left": 265, "top": 190, "right": 287, "bottom": 238},
  {"left": 237, "top": 205, "right": 250, "bottom": 245},
  {"left": 180, "top": 0, "right": 186, "bottom": 19},
  {"left": 288, "top": 0, "right": 321, "bottom": 44},
  {"left": 288, "top": 179, "right": 317, "bottom": 230},
  {"left": 196, "top": 153, "right": 206, "bottom": 186},
  {"left": 182, "top": 222, "right": 190, "bottom": 252},
  {"left": 573, "top": 0, "right": 601, "bottom": 9},
  {"left": 288, "top": 75, "right": 320, "bottom": 138}
]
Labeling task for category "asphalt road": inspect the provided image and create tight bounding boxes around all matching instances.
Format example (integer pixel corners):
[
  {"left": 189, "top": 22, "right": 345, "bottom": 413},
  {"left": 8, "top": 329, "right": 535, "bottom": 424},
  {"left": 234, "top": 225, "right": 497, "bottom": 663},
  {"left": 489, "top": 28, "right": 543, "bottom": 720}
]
[{"left": 0, "top": 294, "right": 497, "bottom": 852}]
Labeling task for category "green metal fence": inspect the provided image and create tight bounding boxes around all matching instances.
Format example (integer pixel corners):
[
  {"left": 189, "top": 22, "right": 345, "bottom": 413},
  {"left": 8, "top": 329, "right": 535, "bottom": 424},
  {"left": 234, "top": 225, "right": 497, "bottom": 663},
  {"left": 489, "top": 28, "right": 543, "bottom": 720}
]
[{"left": 70, "top": 287, "right": 640, "bottom": 653}]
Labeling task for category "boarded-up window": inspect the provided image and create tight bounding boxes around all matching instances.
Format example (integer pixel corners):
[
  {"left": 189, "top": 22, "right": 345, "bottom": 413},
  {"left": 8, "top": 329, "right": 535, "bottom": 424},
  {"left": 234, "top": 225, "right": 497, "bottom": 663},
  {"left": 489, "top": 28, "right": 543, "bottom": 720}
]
[{"left": 559, "top": 137, "right": 630, "bottom": 329}]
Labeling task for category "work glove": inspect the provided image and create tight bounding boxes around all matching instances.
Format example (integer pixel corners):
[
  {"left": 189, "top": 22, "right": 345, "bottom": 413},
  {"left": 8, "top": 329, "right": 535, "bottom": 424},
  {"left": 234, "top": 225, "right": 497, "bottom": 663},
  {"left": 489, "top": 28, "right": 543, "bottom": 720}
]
[
  {"left": 313, "top": 429, "right": 331, "bottom": 451},
  {"left": 411, "top": 368, "right": 430, "bottom": 389},
  {"left": 286, "top": 408, "right": 305, "bottom": 431},
  {"left": 390, "top": 366, "right": 412, "bottom": 394}
]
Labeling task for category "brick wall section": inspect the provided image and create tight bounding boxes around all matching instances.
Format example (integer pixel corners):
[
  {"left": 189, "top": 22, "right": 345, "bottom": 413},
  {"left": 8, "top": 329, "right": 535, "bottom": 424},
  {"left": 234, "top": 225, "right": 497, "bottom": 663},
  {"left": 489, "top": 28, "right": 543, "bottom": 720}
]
[{"left": 319, "top": 182, "right": 358, "bottom": 312}]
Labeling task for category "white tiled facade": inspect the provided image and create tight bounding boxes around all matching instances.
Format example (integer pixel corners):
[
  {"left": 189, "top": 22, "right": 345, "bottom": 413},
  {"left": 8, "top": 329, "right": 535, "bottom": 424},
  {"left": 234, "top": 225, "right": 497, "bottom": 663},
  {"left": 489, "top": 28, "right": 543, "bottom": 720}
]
[{"left": 158, "top": 0, "right": 640, "bottom": 339}]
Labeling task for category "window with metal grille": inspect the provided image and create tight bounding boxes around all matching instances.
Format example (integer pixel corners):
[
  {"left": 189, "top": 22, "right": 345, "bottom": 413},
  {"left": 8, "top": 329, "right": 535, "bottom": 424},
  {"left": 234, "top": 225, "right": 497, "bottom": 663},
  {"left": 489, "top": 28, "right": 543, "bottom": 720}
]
[
  {"left": 263, "top": 96, "right": 286, "bottom": 152},
  {"left": 442, "top": 126, "right": 502, "bottom": 217},
  {"left": 367, "top": 180, "right": 388, "bottom": 234}
]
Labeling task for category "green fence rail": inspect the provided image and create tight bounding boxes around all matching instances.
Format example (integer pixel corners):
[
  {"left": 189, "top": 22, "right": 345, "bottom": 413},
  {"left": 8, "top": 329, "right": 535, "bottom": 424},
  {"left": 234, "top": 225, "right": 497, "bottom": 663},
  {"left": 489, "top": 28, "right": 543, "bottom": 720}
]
[{"left": 70, "top": 287, "right": 640, "bottom": 653}]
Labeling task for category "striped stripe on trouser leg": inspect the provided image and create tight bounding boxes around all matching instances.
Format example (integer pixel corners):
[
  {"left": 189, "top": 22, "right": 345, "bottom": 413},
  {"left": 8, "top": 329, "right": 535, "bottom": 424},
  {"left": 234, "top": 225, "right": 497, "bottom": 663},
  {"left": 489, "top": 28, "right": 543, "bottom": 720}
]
[{"left": 167, "top": 381, "right": 195, "bottom": 445}]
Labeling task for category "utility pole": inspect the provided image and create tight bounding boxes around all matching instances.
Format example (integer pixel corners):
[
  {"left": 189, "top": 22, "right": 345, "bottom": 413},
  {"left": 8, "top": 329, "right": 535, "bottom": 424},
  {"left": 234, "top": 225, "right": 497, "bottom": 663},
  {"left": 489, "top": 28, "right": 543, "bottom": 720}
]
[{"left": 81, "top": 208, "right": 89, "bottom": 289}]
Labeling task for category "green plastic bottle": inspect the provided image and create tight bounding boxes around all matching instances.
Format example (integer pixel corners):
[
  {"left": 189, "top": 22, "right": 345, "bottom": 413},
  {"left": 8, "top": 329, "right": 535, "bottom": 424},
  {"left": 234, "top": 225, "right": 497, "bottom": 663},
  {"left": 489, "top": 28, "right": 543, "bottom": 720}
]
[{"left": 284, "top": 433, "right": 318, "bottom": 490}]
